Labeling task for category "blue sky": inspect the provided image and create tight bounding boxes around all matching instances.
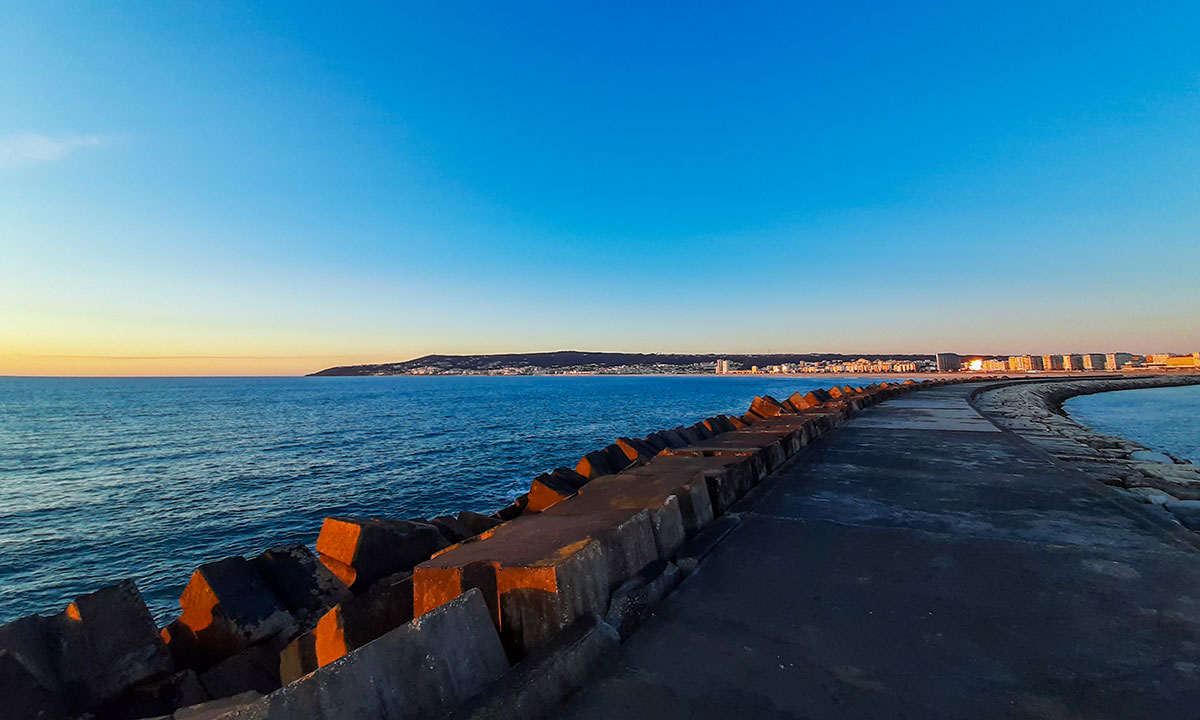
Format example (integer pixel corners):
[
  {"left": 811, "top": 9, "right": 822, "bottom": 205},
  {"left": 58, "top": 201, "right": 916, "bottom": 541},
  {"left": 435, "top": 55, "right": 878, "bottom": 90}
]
[{"left": 2, "top": 2, "right": 1199, "bottom": 374}]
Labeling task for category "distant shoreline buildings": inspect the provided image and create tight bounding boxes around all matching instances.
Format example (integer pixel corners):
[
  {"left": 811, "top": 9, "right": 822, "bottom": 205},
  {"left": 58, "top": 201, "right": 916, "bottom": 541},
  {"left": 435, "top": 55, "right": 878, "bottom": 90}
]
[{"left": 929, "top": 351, "right": 1200, "bottom": 374}]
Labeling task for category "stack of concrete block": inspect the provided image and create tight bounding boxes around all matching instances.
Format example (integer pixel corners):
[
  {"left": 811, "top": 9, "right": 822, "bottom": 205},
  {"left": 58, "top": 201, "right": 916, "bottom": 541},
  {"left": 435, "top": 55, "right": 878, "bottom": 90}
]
[
  {"left": 0, "top": 580, "right": 177, "bottom": 719},
  {"left": 314, "top": 517, "right": 448, "bottom": 593}
]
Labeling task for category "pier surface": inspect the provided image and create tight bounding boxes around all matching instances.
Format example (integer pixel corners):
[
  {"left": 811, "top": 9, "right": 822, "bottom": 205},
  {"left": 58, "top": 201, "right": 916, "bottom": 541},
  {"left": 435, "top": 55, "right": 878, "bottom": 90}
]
[{"left": 561, "top": 383, "right": 1200, "bottom": 719}]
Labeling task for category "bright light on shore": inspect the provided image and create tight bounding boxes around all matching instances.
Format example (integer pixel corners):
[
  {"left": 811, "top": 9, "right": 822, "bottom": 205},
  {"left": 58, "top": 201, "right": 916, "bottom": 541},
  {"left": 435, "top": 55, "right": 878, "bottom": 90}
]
[{"left": 968, "top": 359, "right": 984, "bottom": 371}]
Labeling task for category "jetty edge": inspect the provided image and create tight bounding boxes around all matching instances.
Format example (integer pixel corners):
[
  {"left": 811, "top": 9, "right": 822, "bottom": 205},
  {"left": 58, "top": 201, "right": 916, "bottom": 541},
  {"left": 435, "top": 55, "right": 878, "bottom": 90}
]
[
  {"left": 556, "top": 373, "right": 1200, "bottom": 719},
  {"left": 0, "top": 374, "right": 1191, "bottom": 719}
]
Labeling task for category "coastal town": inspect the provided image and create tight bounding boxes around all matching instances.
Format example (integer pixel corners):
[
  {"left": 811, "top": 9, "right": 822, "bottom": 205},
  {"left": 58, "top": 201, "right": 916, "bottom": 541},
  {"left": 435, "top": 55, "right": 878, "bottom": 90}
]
[{"left": 313, "top": 350, "right": 1200, "bottom": 377}]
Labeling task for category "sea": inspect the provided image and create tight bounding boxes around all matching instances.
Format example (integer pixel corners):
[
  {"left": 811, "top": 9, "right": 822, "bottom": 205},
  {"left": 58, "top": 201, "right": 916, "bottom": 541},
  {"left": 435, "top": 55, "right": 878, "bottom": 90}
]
[
  {"left": 0, "top": 374, "right": 887, "bottom": 625},
  {"left": 1064, "top": 384, "right": 1200, "bottom": 465}
]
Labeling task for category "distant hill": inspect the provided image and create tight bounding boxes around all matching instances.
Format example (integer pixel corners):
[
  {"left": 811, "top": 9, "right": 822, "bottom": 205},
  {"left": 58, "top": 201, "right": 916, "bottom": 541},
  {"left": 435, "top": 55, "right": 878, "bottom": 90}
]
[{"left": 307, "top": 350, "right": 936, "bottom": 376}]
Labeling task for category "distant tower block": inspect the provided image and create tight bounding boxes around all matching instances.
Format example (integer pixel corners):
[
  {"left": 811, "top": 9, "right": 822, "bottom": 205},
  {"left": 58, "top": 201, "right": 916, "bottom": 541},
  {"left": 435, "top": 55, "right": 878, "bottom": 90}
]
[{"left": 935, "top": 353, "right": 961, "bottom": 372}]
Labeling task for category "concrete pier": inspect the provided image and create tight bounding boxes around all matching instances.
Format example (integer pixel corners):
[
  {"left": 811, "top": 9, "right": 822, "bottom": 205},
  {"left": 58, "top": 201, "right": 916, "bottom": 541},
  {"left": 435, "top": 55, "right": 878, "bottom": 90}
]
[{"left": 559, "top": 382, "right": 1200, "bottom": 719}]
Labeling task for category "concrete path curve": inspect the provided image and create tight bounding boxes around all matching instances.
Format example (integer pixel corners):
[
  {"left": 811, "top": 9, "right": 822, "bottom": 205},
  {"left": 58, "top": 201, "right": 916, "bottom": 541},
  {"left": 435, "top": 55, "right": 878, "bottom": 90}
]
[{"left": 559, "top": 383, "right": 1200, "bottom": 719}]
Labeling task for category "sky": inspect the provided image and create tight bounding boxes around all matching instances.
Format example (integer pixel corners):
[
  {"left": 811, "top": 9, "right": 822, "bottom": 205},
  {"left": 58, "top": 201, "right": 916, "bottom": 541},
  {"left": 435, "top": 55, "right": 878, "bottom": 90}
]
[{"left": 2, "top": 2, "right": 1199, "bottom": 376}]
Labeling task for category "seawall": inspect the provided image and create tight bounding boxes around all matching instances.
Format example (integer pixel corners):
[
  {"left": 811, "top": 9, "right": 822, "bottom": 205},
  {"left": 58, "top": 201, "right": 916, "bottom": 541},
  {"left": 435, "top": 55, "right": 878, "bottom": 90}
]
[{"left": 1, "top": 377, "right": 982, "bottom": 720}]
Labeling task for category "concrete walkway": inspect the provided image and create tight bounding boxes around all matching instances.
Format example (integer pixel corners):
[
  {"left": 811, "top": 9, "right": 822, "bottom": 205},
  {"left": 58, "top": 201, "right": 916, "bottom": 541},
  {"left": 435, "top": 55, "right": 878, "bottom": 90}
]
[{"left": 560, "top": 384, "right": 1200, "bottom": 719}]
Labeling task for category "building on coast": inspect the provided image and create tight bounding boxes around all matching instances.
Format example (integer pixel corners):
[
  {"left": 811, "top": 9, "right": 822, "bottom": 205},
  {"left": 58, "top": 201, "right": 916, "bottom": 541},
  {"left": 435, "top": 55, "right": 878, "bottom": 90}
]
[{"left": 936, "top": 353, "right": 962, "bottom": 372}]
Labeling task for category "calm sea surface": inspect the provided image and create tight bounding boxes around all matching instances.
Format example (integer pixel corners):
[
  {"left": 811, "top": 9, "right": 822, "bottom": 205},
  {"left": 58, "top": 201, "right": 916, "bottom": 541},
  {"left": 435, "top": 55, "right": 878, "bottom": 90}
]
[
  {"left": 1064, "top": 384, "right": 1200, "bottom": 466},
  {"left": 0, "top": 375, "right": 892, "bottom": 625}
]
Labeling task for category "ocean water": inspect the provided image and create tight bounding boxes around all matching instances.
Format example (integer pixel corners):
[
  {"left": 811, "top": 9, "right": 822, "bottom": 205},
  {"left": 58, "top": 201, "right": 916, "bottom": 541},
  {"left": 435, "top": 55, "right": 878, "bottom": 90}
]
[
  {"left": 1064, "top": 384, "right": 1200, "bottom": 465},
  {"left": 0, "top": 375, "right": 890, "bottom": 625}
]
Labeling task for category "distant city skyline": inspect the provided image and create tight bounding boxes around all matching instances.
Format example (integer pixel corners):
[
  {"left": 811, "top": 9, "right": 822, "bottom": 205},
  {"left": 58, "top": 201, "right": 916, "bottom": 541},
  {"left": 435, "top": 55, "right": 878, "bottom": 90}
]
[{"left": 3, "top": 3, "right": 1199, "bottom": 376}]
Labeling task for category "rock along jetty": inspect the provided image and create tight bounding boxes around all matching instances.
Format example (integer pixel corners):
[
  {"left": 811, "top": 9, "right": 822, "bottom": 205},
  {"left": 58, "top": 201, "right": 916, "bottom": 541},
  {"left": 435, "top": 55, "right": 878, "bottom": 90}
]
[{"left": 5, "top": 374, "right": 1200, "bottom": 719}]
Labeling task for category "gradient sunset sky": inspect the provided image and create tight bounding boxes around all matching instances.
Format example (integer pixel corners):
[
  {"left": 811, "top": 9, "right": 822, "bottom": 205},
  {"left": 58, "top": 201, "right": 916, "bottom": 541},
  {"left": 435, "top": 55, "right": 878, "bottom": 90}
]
[{"left": 3, "top": 2, "right": 1199, "bottom": 376}]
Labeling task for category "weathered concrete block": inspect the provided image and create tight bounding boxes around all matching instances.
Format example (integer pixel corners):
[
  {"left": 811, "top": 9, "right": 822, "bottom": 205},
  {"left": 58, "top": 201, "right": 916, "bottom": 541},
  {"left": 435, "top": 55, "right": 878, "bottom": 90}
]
[
  {"left": 0, "top": 646, "right": 67, "bottom": 720},
  {"left": 492, "top": 496, "right": 528, "bottom": 522},
  {"left": 277, "top": 633, "right": 316, "bottom": 687},
  {"left": 99, "top": 668, "right": 208, "bottom": 719},
  {"left": 310, "top": 573, "right": 414, "bottom": 671},
  {"left": 550, "top": 467, "right": 590, "bottom": 490},
  {"left": 640, "top": 432, "right": 669, "bottom": 453},
  {"left": 660, "top": 429, "right": 691, "bottom": 448},
  {"left": 747, "top": 395, "right": 786, "bottom": 420},
  {"left": 431, "top": 515, "right": 475, "bottom": 544},
  {"left": 727, "top": 415, "right": 749, "bottom": 429},
  {"left": 315, "top": 517, "right": 447, "bottom": 592},
  {"left": 198, "top": 633, "right": 292, "bottom": 699},
  {"left": 626, "top": 454, "right": 754, "bottom": 519},
  {"left": 604, "top": 559, "right": 682, "bottom": 640},
  {"left": 575, "top": 448, "right": 620, "bottom": 479},
  {"left": 687, "top": 421, "right": 714, "bottom": 441},
  {"left": 701, "top": 415, "right": 735, "bottom": 434},
  {"left": 460, "top": 510, "right": 504, "bottom": 535},
  {"left": 224, "top": 590, "right": 508, "bottom": 720},
  {"left": 676, "top": 426, "right": 705, "bottom": 444},
  {"left": 614, "top": 463, "right": 716, "bottom": 539},
  {"left": 449, "top": 613, "right": 619, "bottom": 720},
  {"left": 250, "top": 545, "right": 350, "bottom": 627},
  {"left": 615, "top": 436, "right": 658, "bottom": 463},
  {"left": 55, "top": 580, "right": 175, "bottom": 709},
  {"left": 173, "top": 558, "right": 295, "bottom": 669},
  {"left": 413, "top": 510, "right": 642, "bottom": 659},
  {"left": 550, "top": 482, "right": 681, "bottom": 575},
  {"left": 526, "top": 472, "right": 579, "bottom": 513}
]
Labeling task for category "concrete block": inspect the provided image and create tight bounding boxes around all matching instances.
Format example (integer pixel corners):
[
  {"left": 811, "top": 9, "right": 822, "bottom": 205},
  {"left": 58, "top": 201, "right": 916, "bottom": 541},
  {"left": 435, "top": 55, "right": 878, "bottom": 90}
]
[
  {"left": 550, "top": 467, "right": 589, "bottom": 490},
  {"left": 615, "top": 437, "right": 658, "bottom": 463},
  {"left": 575, "top": 448, "right": 620, "bottom": 479},
  {"left": 687, "top": 421, "right": 714, "bottom": 441},
  {"left": 449, "top": 613, "right": 619, "bottom": 720},
  {"left": 747, "top": 395, "right": 786, "bottom": 420},
  {"left": 526, "top": 472, "right": 579, "bottom": 513},
  {"left": 627, "top": 454, "right": 754, "bottom": 518},
  {"left": 702, "top": 415, "right": 735, "bottom": 434},
  {"left": 431, "top": 515, "right": 475, "bottom": 544},
  {"left": 224, "top": 590, "right": 508, "bottom": 720},
  {"left": 492, "top": 498, "right": 528, "bottom": 522},
  {"left": 276, "top": 633, "right": 316, "bottom": 687},
  {"left": 458, "top": 511, "right": 502, "bottom": 535},
  {"left": 640, "top": 433, "right": 669, "bottom": 453},
  {"left": 660, "top": 429, "right": 691, "bottom": 448},
  {"left": 0, "top": 615, "right": 63, "bottom": 702},
  {"left": 614, "top": 463, "right": 716, "bottom": 539},
  {"left": 0, "top": 647, "right": 67, "bottom": 720},
  {"left": 309, "top": 573, "right": 414, "bottom": 671},
  {"left": 413, "top": 510, "right": 640, "bottom": 659},
  {"left": 727, "top": 415, "right": 749, "bottom": 429},
  {"left": 99, "top": 668, "right": 208, "bottom": 719},
  {"left": 315, "top": 517, "right": 448, "bottom": 592},
  {"left": 56, "top": 580, "right": 175, "bottom": 709},
  {"left": 174, "top": 558, "right": 295, "bottom": 669},
  {"left": 604, "top": 559, "right": 682, "bottom": 640},
  {"left": 198, "top": 633, "right": 291, "bottom": 699},
  {"left": 250, "top": 546, "right": 351, "bottom": 627}
]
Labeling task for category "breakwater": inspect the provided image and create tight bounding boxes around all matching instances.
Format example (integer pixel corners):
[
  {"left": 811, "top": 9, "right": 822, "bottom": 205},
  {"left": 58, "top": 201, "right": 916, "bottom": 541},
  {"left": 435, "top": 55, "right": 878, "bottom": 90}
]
[
  {"left": 973, "top": 374, "right": 1200, "bottom": 530},
  {"left": 0, "top": 378, "right": 975, "bottom": 720}
]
